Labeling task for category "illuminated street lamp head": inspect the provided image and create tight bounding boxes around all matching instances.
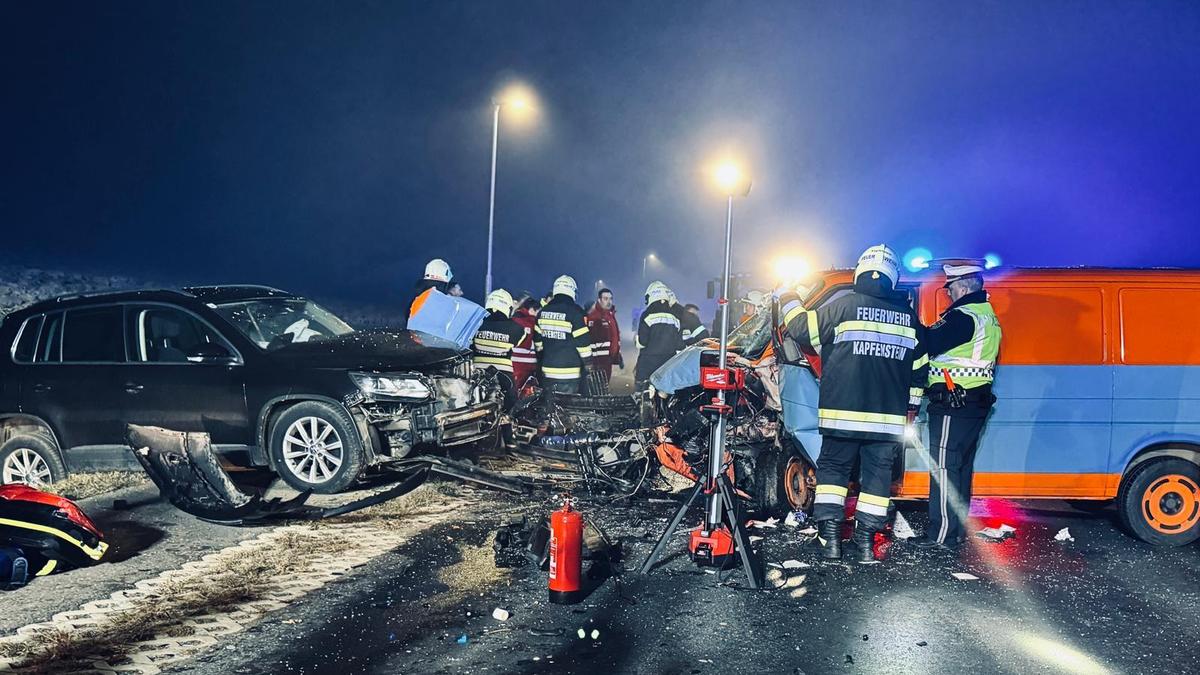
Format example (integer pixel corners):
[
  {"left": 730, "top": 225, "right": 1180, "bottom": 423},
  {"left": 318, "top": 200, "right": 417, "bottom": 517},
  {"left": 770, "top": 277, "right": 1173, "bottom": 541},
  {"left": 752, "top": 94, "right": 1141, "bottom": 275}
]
[
  {"left": 712, "top": 161, "right": 751, "bottom": 196},
  {"left": 494, "top": 83, "right": 538, "bottom": 122}
]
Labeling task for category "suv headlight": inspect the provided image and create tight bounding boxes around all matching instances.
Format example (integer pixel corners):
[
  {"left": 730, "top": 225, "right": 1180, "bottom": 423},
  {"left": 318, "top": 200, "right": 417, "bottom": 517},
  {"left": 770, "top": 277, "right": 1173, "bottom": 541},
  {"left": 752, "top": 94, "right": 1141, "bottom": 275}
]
[{"left": 351, "top": 372, "right": 432, "bottom": 400}]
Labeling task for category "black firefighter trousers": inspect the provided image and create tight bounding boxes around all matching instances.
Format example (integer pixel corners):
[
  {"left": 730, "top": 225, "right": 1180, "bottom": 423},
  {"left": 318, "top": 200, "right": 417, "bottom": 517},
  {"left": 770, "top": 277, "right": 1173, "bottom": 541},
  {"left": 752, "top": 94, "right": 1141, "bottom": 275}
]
[
  {"left": 925, "top": 411, "right": 988, "bottom": 544},
  {"left": 813, "top": 436, "right": 899, "bottom": 533}
]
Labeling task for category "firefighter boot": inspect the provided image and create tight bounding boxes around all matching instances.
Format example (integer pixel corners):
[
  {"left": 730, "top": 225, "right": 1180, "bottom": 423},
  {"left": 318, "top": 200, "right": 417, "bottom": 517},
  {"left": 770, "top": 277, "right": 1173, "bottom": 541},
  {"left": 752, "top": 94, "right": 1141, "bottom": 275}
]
[
  {"left": 816, "top": 520, "right": 842, "bottom": 560},
  {"left": 850, "top": 527, "right": 878, "bottom": 564}
]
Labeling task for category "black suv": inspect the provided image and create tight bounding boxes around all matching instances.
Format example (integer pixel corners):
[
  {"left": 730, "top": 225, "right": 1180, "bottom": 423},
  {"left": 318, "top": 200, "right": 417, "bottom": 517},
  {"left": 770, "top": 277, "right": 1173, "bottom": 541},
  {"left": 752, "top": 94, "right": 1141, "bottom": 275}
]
[{"left": 0, "top": 286, "right": 500, "bottom": 493}]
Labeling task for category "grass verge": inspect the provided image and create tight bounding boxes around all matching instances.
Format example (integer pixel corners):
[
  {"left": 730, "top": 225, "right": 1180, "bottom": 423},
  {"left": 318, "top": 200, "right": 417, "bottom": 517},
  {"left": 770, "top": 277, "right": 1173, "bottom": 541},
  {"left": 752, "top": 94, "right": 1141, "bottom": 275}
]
[{"left": 45, "top": 471, "right": 149, "bottom": 501}]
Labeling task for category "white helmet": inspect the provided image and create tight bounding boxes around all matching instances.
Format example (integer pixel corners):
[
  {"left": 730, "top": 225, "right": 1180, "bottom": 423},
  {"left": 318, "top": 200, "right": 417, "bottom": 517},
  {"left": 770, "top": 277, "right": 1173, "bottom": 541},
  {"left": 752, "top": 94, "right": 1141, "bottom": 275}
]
[
  {"left": 854, "top": 244, "right": 900, "bottom": 289},
  {"left": 485, "top": 288, "right": 514, "bottom": 316},
  {"left": 423, "top": 258, "right": 452, "bottom": 283},
  {"left": 552, "top": 275, "right": 578, "bottom": 299},
  {"left": 646, "top": 281, "right": 672, "bottom": 304},
  {"left": 743, "top": 289, "right": 766, "bottom": 307}
]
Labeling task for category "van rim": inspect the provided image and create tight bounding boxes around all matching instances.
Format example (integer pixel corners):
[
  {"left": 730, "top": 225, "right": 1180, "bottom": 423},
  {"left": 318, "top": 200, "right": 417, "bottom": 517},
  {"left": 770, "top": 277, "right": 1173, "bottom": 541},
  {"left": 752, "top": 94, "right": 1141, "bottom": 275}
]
[{"left": 1141, "top": 473, "right": 1200, "bottom": 534}]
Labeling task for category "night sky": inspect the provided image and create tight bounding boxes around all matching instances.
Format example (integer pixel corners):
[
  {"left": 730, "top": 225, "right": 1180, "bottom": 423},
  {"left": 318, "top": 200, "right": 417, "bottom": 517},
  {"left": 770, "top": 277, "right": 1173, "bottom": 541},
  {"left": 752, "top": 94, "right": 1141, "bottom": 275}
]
[{"left": 4, "top": 1, "right": 1199, "bottom": 317}]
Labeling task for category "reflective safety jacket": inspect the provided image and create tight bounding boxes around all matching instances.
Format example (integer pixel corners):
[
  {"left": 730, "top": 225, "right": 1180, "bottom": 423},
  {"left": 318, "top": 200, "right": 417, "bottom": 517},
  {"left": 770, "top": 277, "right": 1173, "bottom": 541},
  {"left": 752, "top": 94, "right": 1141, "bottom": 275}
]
[
  {"left": 676, "top": 305, "right": 709, "bottom": 346},
  {"left": 925, "top": 290, "right": 1001, "bottom": 391},
  {"left": 586, "top": 304, "right": 621, "bottom": 368},
  {"left": 472, "top": 310, "right": 525, "bottom": 373},
  {"left": 511, "top": 307, "right": 538, "bottom": 386},
  {"left": 780, "top": 277, "right": 928, "bottom": 441},
  {"left": 636, "top": 300, "right": 684, "bottom": 381},
  {"left": 535, "top": 294, "right": 593, "bottom": 380}
]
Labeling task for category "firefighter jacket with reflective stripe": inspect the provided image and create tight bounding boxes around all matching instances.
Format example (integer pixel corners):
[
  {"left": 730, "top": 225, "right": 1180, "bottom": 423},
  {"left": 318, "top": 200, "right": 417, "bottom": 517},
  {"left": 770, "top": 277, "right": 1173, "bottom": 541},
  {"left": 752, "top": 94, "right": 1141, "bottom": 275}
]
[
  {"left": 676, "top": 305, "right": 709, "bottom": 346},
  {"left": 586, "top": 304, "right": 621, "bottom": 367},
  {"left": 926, "top": 290, "right": 1001, "bottom": 391},
  {"left": 511, "top": 308, "right": 538, "bottom": 385},
  {"left": 535, "top": 294, "right": 593, "bottom": 380},
  {"left": 780, "top": 279, "right": 928, "bottom": 441},
  {"left": 636, "top": 300, "right": 684, "bottom": 381},
  {"left": 472, "top": 310, "right": 524, "bottom": 373}
]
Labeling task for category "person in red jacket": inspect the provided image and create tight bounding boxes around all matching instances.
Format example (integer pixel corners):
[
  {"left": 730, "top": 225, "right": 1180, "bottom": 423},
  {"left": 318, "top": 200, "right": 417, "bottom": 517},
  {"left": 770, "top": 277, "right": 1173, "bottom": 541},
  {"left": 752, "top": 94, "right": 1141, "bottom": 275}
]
[
  {"left": 510, "top": 292, "right": 539, "bottom": 390},
  {"left": 586, "top": 288, "right": 623, "bottom": 387}
]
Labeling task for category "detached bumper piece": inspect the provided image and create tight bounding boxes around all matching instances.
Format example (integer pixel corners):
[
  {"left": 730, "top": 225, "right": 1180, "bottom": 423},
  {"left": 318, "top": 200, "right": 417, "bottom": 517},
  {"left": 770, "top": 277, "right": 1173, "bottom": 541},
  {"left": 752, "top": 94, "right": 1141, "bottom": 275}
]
[
  {"left": 127, "top": 424, "right": 429, "bottom": 526},
  {"left": 0, "top": 483, "right": 108, "bottom": 577}
]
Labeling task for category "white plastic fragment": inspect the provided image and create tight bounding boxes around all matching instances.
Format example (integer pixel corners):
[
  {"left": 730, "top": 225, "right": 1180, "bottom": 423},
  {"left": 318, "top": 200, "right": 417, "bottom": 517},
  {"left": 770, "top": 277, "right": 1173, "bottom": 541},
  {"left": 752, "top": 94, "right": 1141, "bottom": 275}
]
[
  {"left": 781, "top": 559, "right": 809, "bottom": 570},
  {"left": 951, "top": 572, "right": 980, "bottom": 581},
  {"left": 892, "top": 511, "right": 916, "bottom": 539},
  {"left": 976, "top": 524, "right": 1017, "bottom": 542},
  {"left": 749, "top": 517, "right": 780, "bottom": 529},
  {"left": 577, "top": 628, "right": 586, "bottom": 639},
  {"left": 492, "top": 608, "right": 510, "bottom": 622},
  {"left": 749, "top": 535, "right": 764, "bottom": 543},
  {"left": 1055, "top": 527, "right": 1074, "bottom": 542},
  {"left": 784, "top": 511, "right": 802, "bottom": 528},
  {"left": 590, "top": 629, "right": 600, "bottom": 640}
]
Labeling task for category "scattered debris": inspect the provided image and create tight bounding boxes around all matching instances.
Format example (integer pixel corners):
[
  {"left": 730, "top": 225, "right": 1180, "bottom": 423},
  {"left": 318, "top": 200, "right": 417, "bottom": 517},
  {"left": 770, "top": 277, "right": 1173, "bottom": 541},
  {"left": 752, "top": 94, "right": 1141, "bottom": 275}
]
[
  {"left": 784, "top": 510, "right": 808, "bottom": 528},
  {"left": 456, "top": 633, "right": 469, "bottom": 645},
  {"left": 749, "top": 535, "right": 765, "bottom": 543},
  {"left": 781, "top": 559, "right": 809, "bottom": 570},
  {"left": 528, "top": 627, "right": 565, "bottom": 637},
  {"left": 951, "top": 572, "right": 980, "bottom": 581},
  {"left": 749, "top": 517, "right": 780, "bottom": 529},
  {"left": 891, "top": 511, "right": 916, "bottom": 539},
  {"left": 1055, "top": 527, "right": 1075, "bottom": 542},
  {"left": 576, "top": 628, "right": 586, "bottom": 639},
  {"left": 492, "top": 608, "right": 511, "bottom": 622},
  {"left": 976, "top": 524, "right": 1017, "bottom": 542},
  {"left": 917, "top": 641, "right": 928, "bottom": 647}
]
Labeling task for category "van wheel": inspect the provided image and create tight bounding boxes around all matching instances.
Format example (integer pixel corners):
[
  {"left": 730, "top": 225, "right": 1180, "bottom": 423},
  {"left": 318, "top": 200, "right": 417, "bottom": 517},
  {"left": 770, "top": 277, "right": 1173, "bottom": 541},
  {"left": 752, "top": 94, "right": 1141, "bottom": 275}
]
[
  {"left": 0, "top": 435, "right": 67, "bottom": 488},
  {"left": 1117, "top": 458, "right": 1200, "bottom": 546},
  {"left": 754, "top": 445, "right": 815, "bottom": 517},
  {"left": 269, "top": 402, "right": 365, "bottom": 494}
]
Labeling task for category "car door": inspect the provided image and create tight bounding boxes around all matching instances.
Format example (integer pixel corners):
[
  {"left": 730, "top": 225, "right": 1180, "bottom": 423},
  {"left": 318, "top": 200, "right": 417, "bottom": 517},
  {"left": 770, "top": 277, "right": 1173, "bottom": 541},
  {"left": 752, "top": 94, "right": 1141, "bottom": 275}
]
[
  {"left": 121, "top": 304, "right": 250, "bottom": 447},
  {"left": 21, "top": 306, "right": 132, "bottom": 469}
]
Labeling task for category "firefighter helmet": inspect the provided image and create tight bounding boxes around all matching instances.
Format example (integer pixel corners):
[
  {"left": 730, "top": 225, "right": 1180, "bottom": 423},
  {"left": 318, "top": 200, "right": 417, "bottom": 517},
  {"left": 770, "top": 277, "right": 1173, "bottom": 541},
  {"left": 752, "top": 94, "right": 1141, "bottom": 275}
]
[
  {"left": 423, "top": 258, "right": 453, "bottom": 283},
  {"left": 485, "top": 289, "right": 515, "bottom": 316},
  {"left": 854, "top": 245, "right": 900, "bottom": 289},
  {"left": 552, "top": 275, "right": 578, "bottom": 299},
  {"left": 646, "top": 281, "right": 672, "bottom": 304}
]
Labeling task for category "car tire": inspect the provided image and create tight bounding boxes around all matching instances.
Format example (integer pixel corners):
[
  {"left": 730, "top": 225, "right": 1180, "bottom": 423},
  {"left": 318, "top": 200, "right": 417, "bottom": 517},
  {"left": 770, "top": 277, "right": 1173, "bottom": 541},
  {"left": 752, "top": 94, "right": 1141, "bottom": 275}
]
[
  {"left": 269, "top": 401, "right": 365, "bottom": 494},
  {"left": 1116, "top": 457, "right": 1200, "bottom": 546},
  {"left": 0, "top": 434, "right": 67, "bottom": 488},
  {"left": 753, "top": 444, "right": 815, "bottom": 517}
]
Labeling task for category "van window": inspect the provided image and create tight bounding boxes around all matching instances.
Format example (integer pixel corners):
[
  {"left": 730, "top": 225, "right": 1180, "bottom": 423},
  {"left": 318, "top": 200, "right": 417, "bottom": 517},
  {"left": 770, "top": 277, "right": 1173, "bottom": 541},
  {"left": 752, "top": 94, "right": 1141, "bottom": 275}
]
[
  {"left": 12, "top": 315, "right": 43, "bottom": 363},
  {"left": 940, "top": 286, "right": 1105, "bottom": 365},
  {"left": 1119, "top": 288, "right": 1200, "bottom": 365},
  {"left": 36, "top": 312, "right": 63, "bottom": 363},
  {"left": 61, "top": 306, "right": 126, "bottom": 363}
]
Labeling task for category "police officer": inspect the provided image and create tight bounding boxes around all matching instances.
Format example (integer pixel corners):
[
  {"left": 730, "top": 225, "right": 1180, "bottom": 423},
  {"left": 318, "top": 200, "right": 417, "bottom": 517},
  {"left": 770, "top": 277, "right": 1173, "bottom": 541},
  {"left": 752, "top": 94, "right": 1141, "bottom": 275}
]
[
  {"left": 778, "top": 245, "right": 928, "bottom": 563},
  {"left": 535, "top": 275, "right": 593, "bottom": 394},
  {"left": 635, "top": 281, "right": 684, "bottom": 391},
  {"left": 471, "top": 289, "right": 525, "bottom": 408},
  {"left": 914, "top": 262, "right": 1002, "bottom": 550}
]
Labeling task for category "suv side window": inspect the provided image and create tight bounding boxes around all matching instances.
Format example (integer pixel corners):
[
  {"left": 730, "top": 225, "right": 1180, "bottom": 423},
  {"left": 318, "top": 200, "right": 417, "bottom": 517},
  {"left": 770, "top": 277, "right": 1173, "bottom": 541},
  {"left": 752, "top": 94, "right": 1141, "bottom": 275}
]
[
  {"left": 12, "top": 315, "right": 44, "bottom": 363},
  {"left": 61, "top": 306, "right": 126, "bottom": 363},
  {"left": 36, "top": 312, "right": 64, "bottom": 363},
  {"left": 127, "top": 305, "right": 236, "bottom": 363}
]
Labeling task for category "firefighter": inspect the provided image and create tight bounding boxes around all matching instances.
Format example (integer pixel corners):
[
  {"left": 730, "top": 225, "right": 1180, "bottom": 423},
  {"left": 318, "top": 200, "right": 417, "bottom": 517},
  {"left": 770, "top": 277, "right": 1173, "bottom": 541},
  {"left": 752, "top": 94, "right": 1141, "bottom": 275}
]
[
  {"left": 535, "top": 275, "right": 593, "bottom": 394},
  {"left": 777, "top": 245, "right": 927, "bottom": 563},
  {"left": 510, "top": 291, "right": 539, "bottom": 390},
  {"left": 670, "top": 292, "right": 708, "bottom": 347},
  {"left": 407, "top": 258, "right": 453, "bottom": 321},
  {"left": 471, "top": 289, "right": 525, "bottom": 408},
  {"left": 635, "top": 281, "right": 684, "bottom": 390},
  {"left": 586, "top": 287, "right": 623, "bottom": 389},
  {"left": 914, "top": 262, "right": 1002, "bottom": 550}
]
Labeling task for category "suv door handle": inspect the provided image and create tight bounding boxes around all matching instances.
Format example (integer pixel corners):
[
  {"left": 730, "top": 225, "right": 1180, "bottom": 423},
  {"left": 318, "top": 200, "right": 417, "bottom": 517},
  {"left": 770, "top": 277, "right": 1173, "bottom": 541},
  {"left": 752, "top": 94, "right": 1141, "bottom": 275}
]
[
  {"left": 124, "top": 382, "right": 145, "bottom": 394},
  {"left": 32, "top": 383, "right": 51, "bottom": 393}
]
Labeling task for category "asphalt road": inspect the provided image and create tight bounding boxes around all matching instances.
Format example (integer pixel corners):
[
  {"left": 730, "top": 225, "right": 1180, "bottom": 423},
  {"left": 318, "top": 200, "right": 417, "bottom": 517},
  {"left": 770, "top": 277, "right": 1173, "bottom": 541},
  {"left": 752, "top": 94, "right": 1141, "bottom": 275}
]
[{"left": 179, "top": 493, "right": 1200, "bottom": 675}]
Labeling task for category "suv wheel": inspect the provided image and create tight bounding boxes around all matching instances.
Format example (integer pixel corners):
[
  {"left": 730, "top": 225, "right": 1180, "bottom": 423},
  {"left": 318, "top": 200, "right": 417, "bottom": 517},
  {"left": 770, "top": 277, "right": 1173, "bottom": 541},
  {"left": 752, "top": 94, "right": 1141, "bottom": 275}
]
[
  {"left": 0, "top": 434, "right": 67, "bottom": 488},
  {"left": 269, "top": 402, "right": 365, "bottom": 494}
]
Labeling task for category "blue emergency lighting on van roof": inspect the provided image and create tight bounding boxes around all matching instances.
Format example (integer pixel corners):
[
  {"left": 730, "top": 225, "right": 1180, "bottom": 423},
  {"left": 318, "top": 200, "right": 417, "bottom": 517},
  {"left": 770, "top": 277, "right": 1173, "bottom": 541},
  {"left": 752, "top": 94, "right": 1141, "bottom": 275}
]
[
  {"left": 985, "top": 253, "right": 1002, "bottom": 269},
  {"left": 903, "top": 247, "right": 933, "bottom": 272}
]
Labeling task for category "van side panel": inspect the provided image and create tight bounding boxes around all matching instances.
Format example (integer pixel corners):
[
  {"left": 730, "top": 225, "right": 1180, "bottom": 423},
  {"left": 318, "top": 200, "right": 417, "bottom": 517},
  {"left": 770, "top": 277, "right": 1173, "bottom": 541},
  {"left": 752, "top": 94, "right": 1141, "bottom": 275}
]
[{"left": 1110, "top": 366, "right": 1200, "bottom": 473}]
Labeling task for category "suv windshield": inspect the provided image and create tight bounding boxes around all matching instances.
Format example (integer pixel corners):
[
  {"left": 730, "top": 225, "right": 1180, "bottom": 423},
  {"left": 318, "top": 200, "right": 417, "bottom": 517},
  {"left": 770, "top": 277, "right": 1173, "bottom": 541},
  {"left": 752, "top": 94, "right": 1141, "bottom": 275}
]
[{"left": 213, "top": 299, "right": 353, "bottom": 350}]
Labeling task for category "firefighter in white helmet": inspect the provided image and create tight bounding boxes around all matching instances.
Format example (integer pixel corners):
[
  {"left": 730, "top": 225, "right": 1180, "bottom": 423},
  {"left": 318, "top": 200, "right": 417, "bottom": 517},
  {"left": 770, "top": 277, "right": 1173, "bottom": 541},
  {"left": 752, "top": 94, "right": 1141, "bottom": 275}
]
[
  {"left": 635, "top": 281, "right": 683, "bottom": 390},
  {"left": 407, "top": 258, "right": 454, "bottom": 321},
  {"left": 776, "top": 244, "right": 928, "bottom": 563},
  {"left": 535, "top": 275, "right": 593, "bottom": 394},
  {"left": 471, "top": 288, "right": 524, "bottom": 408}
]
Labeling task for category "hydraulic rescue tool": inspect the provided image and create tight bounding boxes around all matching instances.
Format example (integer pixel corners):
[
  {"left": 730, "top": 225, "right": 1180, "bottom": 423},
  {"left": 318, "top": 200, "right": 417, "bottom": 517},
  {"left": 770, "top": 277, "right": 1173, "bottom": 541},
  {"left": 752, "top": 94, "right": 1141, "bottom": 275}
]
[{"left": 639, "top": 173, "right": 763, "bottom": 588}]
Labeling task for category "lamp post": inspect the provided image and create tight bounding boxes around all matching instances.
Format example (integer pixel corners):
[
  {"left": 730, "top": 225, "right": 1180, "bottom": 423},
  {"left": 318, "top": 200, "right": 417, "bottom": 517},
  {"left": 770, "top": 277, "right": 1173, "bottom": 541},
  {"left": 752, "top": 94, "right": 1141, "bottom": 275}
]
[
  {"left": 642, "top": 253, "right": 657, "bottom": 281},
  {"left": 484, "top": 86, "right": 534, "bottom": 297}
]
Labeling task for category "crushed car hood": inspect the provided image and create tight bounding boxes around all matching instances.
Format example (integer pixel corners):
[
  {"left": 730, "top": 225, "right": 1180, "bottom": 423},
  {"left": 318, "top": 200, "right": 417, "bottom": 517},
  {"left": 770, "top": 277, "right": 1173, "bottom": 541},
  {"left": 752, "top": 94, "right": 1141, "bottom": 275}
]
[{"left": 268, "top": 329, "right": 465, "bottom": 370}]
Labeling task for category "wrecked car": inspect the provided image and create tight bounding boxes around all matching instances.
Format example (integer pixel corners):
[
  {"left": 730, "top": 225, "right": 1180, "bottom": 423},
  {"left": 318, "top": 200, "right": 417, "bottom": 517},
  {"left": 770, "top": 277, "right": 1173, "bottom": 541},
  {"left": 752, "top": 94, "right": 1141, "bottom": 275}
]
[{"left": 0, "top": 285, "right": 501, "bottom": 493}]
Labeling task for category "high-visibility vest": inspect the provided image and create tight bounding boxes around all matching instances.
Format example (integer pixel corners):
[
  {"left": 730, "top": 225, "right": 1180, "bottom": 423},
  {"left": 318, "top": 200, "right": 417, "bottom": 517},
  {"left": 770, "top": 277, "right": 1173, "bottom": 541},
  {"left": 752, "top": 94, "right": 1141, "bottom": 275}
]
[{"left": 928, "top": 301, "right": 1001, "bottom": 389}]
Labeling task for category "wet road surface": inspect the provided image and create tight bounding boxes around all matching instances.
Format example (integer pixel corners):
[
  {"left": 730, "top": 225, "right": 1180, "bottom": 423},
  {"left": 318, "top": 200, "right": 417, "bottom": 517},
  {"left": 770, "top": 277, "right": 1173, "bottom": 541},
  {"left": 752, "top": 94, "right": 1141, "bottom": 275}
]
[{"left": 180, "top": 493, "right": 1199, "bottom": 674}]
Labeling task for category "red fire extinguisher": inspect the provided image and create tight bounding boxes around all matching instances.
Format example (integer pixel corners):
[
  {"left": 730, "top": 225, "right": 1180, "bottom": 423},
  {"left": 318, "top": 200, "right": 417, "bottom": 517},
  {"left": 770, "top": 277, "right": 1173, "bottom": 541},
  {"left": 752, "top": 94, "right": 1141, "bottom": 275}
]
[{"left": 548, "top": 499, "right": 583, "bottom": 604}]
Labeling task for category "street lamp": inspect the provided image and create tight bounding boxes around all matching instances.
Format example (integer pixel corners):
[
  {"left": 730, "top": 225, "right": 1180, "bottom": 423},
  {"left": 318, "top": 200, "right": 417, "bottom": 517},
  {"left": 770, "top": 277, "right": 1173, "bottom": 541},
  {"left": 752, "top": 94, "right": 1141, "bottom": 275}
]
[
  {"left": 641, "top": 252, "right": 657, "bottom": 281},
  {"left": 485, "top": 84, "right": 537, "bottom": 296}
]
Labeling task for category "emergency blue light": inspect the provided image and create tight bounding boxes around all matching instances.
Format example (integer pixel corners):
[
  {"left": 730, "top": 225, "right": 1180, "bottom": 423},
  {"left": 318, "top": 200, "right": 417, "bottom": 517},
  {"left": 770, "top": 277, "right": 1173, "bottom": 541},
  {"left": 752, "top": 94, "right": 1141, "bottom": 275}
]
[
  {"left": 984, "top": 253, "right": 1002, "bottom": 269},
  {"left": 903, "top": 247, "right": 933, "bottom": 272}
]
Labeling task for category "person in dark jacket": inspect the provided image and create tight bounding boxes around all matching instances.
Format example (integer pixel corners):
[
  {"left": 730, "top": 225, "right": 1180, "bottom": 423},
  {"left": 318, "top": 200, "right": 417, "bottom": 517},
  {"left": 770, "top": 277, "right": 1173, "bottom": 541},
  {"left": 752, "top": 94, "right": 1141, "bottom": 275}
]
[
  {"left": 778, "top": 245, "right": 928, "bottom": 563},
  {"left": 471, "top": 289, "right": 525, "bottom": 408},
  {"left": 535, "top": 275, "right": 593, "bottom": 394},
  {"left": 670, "top": 293, "right": 709, "bottom": 347},
  {"left": 635, "top": 281, "right": 684, "bottom": 390}
]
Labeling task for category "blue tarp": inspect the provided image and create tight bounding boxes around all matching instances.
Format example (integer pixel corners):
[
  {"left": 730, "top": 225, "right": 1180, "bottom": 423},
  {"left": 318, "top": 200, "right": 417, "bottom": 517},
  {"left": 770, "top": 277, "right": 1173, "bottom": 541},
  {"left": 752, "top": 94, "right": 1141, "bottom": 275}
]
[
  {"left": 648, "top": 345, "right": 704, "bottom": 394},
  {"left": 779, "top": 364, "right": 823, "bottom": 461},
  {"left": 405, "top": 290, "right": 486, "bottom": 350}
]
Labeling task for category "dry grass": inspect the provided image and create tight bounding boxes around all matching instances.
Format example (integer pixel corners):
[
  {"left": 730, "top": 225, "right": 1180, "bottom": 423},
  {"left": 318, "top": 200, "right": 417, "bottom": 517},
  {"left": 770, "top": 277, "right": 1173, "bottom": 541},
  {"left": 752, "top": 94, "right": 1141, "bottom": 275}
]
[
  {"left": 329, "top": 481, "right": 462, "bottom": 529},
  {"left": 45, "top": 471, "right": 148, "bottom": 501},
  {"left": 0, "top": 528, "right": 347, "bottom": 673}
]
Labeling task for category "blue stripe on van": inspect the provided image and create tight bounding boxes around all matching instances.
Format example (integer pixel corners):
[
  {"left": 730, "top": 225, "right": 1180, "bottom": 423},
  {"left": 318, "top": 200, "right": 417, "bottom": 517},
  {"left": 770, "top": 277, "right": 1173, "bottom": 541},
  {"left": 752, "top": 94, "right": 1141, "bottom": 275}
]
[{"left": 1110, "top": 366, "right": 1200, "bottom": 471}]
